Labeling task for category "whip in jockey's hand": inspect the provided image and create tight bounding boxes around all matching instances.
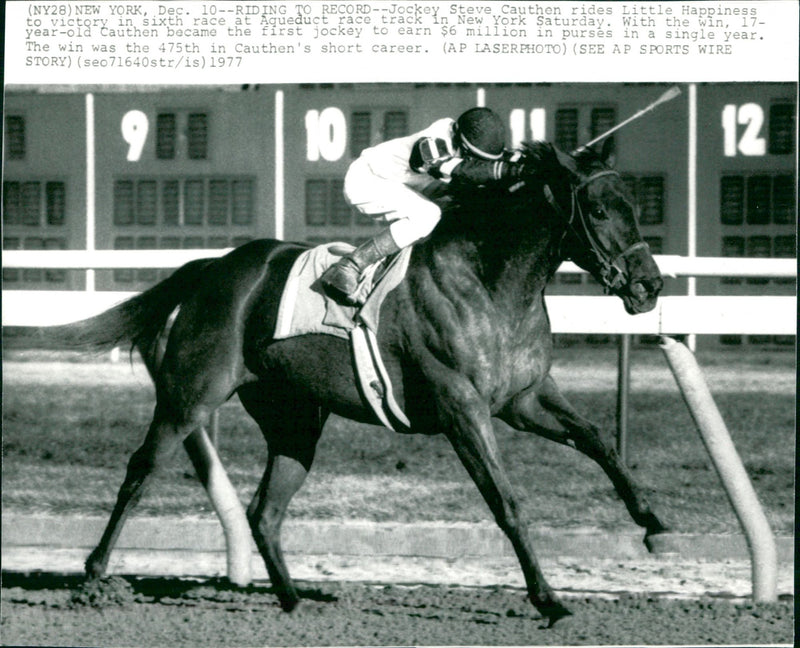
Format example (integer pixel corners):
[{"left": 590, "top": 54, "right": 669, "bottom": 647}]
[{"left": 320, "top": 107, "right": 529, "bottom": 305}]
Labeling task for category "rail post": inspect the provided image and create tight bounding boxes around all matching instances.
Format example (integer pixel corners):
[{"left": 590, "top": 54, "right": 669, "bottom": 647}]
[
  {"left": 659, "top": 336, "right": 777, "bottom": 602},
  {"left": 183, "top": 427, "right": 252, "bottom": 587},
  {"left": 615, "top": 333, "right": 631, "bottom": 465},
  {"left": 210, "top": 409, "right": 220, "bottom": 448}
]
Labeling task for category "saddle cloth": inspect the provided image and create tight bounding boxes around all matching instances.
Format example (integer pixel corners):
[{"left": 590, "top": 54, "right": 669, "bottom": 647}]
[{"left": 273, "top": 242, "right": 412, "bottom": 432}]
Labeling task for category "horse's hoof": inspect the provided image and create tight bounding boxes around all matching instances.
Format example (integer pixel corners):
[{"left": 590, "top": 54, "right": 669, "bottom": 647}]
[
  {"left": 540, "top": 602, "right": 573, "bottom": 628},
  {"left": 644, "top": 528, "right": 673, "bottom": 554},
  {"left": 279, "top": 594, "right": 301, "bottom": 613},
  {"left": 84, "top": 554, "right": 106, "bottom": 580}
]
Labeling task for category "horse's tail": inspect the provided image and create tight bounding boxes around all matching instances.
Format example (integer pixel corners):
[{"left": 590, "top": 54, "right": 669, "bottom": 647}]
[{"left": 40, "top": 258, "right": 214, "bottom": 365}]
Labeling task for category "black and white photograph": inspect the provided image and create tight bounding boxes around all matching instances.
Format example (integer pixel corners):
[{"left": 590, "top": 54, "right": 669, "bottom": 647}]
[{"left": 2, "top": 1, "right": 797, "bottom": 646}]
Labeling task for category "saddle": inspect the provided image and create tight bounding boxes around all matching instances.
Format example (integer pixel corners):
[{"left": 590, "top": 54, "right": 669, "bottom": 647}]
[{"left": 273, "top": 243, "right": 412, "bottom": 432}]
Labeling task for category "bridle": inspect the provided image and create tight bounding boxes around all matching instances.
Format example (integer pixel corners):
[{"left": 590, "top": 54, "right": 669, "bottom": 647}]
[{"left": 544, "top": 169, "right": 649, "bottom": 294}]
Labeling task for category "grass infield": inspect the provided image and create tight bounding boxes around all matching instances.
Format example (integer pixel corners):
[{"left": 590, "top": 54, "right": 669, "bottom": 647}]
[{"left": 2, "top": 347, "right": 794, "bottom": 535}]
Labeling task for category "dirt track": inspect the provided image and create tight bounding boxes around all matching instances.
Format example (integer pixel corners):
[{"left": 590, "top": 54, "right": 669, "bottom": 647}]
[
  {"left": 1, "top": 573, "right": 792, "bottom": 647},
  {"left": 3, "top": 353, "right": 794, "bottom": 646}
]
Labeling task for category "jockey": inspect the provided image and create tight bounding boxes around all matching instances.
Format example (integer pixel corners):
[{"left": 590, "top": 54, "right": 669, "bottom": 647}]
[{"left": 320, "top": 107, "right": 528, "bottom": 305}]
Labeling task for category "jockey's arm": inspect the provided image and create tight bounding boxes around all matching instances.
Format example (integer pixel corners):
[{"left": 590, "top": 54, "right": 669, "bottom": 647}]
[
  {"left": 443, "top": 157, "right": 525, "bottom": 185},
  {"left": 410, "top": 137, "right": 528, "bottom": 187}
]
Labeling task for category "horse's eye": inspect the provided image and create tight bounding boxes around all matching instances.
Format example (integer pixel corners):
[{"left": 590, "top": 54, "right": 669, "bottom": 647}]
[{"left": 591, "top": 206, "right": 608, "bottom": 220}]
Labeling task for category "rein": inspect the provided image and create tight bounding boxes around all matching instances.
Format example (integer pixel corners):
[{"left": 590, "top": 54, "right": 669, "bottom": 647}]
[{"left": 543, "top": 170, "right": 648, "bottom": 293}]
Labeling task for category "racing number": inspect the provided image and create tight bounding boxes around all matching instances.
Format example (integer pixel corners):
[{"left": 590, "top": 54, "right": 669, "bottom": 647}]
[
  {"left": 305, "top": 107, "right": 347, "bottom": 162},
  {"left": 722, "top": 103, "right": 766, "bottom": 157},
  {"left": 121, "top": 110, "right": 149, "bottom": 162}
]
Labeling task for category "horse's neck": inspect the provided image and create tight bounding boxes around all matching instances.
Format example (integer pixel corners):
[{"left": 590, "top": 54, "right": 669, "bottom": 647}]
[{"left": 422, "top": 209, "right": 563, "bottom": 312}]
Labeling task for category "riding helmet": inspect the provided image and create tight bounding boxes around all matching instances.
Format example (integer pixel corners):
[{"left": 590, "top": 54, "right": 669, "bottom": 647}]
[{"left": 455, "top": 107, "right": 506, "bottom": 160}]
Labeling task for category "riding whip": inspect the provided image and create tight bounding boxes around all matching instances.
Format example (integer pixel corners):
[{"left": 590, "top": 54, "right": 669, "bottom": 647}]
[{"left": 573, "top": 85, "right": 682, "bottom": 153}]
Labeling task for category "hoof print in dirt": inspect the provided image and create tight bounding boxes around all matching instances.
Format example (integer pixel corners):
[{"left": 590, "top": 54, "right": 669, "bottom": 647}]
[{"left": 70, "top": 575, "right": 139, "bottom": 608}]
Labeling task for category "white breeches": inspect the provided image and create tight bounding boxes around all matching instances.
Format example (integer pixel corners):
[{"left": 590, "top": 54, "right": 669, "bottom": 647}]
[{"left": 344, "top": 158, "right": 441, "bottom": 249}]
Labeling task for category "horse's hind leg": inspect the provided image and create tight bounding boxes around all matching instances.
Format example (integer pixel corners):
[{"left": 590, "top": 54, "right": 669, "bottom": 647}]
[
  {"left": 501, "top": 375, "right": 667, "bottom": 540},
  {"left": 238, "top": 383, "right": 326, "bottom": 611},
  {"left": 86, "top": 318, "right": 245, "bottom": 577},
  {"left": 85, "top": 403, "right": 207, "bottom": 578}
]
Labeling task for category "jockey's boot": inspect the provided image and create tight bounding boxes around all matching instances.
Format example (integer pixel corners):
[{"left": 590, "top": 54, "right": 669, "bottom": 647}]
[{"left": 320, "top": 229, "right": 401, "bottom": 305}]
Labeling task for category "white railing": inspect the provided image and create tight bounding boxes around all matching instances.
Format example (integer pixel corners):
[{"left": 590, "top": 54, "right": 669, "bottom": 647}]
[
  {"left": 2, "top": 248, "right": 795, "bottom": 275},
  {"left": 2, "top": 251, "right": 796, "bottom": 334}
]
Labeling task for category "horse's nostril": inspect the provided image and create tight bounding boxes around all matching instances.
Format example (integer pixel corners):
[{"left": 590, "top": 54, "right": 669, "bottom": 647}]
[
  {"left": 631, "top": 282, "right": 648, "bottom": 301},
  {"left": 634, "top": 277, "right": 663, "bottom": 298}
]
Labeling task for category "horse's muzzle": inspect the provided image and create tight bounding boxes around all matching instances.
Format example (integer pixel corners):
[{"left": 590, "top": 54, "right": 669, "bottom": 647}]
[
  {"left": 600, "top": 241, "right": 661, "bottom": 314},
  {"left": 614, "top": 244, "right": 663, "bottom": 314},
  {"left": 621, "top": 275, "right": 663, "bottom": 314},
  {"left": 598, "top": 250, "right": 661, "bottom": 315}
]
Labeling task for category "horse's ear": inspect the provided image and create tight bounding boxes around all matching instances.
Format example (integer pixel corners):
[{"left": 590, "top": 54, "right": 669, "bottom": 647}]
[
  {"left": 552, "top": 144, "right": 574, "bottom": 171},
  {"left": 600, "top": 137, "right": 616, "bottom": 168}
]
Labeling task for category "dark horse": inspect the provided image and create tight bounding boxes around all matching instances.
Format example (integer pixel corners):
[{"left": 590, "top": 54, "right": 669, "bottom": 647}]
[{"left": 53, "top": 140, "right": 667, "bottom": 625}]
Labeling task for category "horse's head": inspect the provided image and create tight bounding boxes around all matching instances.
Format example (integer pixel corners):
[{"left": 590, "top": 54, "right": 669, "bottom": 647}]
[{"left": 528, "top": 140, "right": 663, "bottom": 314}]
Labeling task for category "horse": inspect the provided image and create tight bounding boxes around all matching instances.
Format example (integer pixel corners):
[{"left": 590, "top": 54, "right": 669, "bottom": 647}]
[{"left": 49, "top": 139, "right": 667, "bottom": 626}]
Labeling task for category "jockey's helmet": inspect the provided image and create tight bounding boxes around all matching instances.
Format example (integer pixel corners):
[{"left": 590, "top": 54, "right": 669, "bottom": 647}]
[{"left": 454, "top": 107, "right": 506, "bottom": 160}]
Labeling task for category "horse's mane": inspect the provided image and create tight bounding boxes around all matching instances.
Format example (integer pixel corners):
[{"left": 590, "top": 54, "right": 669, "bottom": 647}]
[{"left": 523, "top": 140, "right": 607, "bottom": 177}]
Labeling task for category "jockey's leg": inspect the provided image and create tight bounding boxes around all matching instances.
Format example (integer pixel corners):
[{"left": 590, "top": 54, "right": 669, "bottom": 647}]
[
  {"left": 319, "top": 228, "right": 401, "bottom": 305},
  {"left": 386, "top": 204, "right": 440, "bottom": 248},
  {"left": 320, "top": 174, "right": 440, "bottom": 304}
]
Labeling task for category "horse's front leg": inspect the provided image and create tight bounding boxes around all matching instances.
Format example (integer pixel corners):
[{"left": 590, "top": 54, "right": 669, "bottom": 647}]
[
  {"left": 433, "top": 376, "right": 571, "bottom": 626},
  {"left": 501, "top": 375, "right": 668, "bottom": 542}
]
